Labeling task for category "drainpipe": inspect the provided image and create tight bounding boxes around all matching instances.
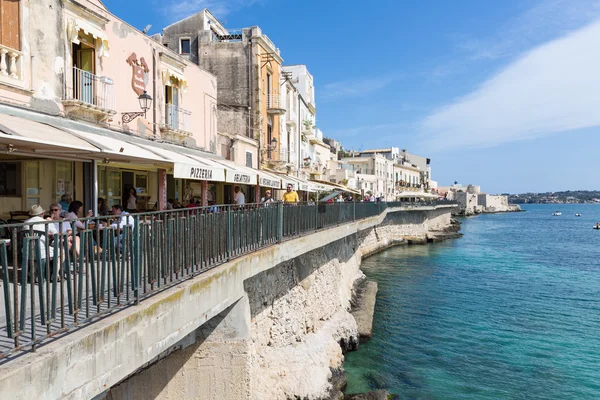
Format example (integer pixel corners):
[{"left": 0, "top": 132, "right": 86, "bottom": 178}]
[
  {"left": 152, "top": 47, "right": 157, "bottom": 138},
  {"left": 297, "top": 92, "right": 301, "bottom": 177}
]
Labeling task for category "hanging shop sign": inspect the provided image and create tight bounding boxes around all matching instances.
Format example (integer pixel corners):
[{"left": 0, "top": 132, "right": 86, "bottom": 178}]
[{"left": 126, "top": 53, "right": 150, "bottom": 96}]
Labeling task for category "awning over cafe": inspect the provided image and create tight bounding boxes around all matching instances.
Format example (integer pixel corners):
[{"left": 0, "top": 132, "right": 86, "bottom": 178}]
[
  {"left": 309, "top": 179, "right": 360, "bottom": 195},
  {"left": 210, "top": 159, "right": 258, "bottom": 185},
  {"left": 258, "top": 170, "right": 283, "bottom": 189},
  {"left": 0, "top": 113, "right": 100, "bottom": 156},
  {"left": 65, "top": 128, "right": 167, "bottom": 163},
  {"left": 135, "top": 143, "right": 229, "bottom": 182},
  {"left": 396, "top": 191, "right": 437, "bottom": 199}
]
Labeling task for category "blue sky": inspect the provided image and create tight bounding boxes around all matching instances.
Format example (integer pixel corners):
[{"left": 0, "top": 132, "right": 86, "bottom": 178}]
[{"left": 103, "top": 0, "right": 600, "bottom": 194}]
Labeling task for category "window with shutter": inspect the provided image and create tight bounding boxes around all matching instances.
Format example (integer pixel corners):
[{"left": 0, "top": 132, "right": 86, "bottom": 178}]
[
  {"left": 245, "top": 151, "right": 252, "bottom": 168},
  {"left": 0, "top": 0, "right": 20, "bottom": 51}
]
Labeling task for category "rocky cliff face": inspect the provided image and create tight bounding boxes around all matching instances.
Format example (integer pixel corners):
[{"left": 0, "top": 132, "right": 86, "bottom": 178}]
[
  {"left": 246, "top": 236, "right": 362, "bottom": 400},
  {"left": 246, "top": 208, "right": 458, "bottom": 399}
]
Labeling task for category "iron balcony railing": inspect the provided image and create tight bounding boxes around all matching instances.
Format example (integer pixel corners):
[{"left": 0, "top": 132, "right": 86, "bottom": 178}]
[
  {"left": 64, "top": 66, "right": 115, "bottom": 111},
  {"left": 0, "top": 200, "right": 454, "bottom": 358},
  {"left": 162, "top": 103, "right": 192, "bottom": 133},
  {"left": 267, "top": 94, "right": 285, "bottom": 110}
]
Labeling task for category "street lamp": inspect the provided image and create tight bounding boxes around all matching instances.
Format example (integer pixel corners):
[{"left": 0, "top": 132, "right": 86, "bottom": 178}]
[{"left": 122, "top": 90, "right": 153, "bottom": 123}]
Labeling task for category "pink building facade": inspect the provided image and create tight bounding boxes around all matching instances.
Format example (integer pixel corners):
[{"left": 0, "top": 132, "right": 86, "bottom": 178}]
[{"left": 0, "top": 0, "right": 250, "bottom": 217}]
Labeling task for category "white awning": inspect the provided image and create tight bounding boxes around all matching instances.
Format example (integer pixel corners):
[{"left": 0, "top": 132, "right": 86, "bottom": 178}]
[
  {"left": 162, "top": 68, "right": 188, "bottom": 90},
  {"left": 278, "top": 175, "right": 312, "bottom": 192},
  {"left": 258, "top": 170, "right": 283, "bottom": 189},
  {"left": 64, "top": 128, "right": 167, "bottom": 163},
  {"left": 67, "top": 18, "right": 109, "bottom": 58},
  {"left": 135, "top": 143, "right": 227, "bottom": 182},
  {"left": 209, "top": 159, "right": 258, "bottom": 185},
  {"left": 173, "top": 162, "right": 225, "bottom": 182},
  {"left": 396, "top": 191, "right": 437, "bottom": 198},
  {"left": 0, "top": 113, "right": 100, "bottom": 154}
]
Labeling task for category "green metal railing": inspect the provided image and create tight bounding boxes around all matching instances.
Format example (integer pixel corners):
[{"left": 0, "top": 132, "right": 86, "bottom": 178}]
[{"left": 0, "top": 200, "right": 395, "bottom": 358}]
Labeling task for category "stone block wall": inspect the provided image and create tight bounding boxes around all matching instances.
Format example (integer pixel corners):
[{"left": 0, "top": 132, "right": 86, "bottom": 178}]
[{"left": 246, "top": 235, "right": 362, "bottom": 399}]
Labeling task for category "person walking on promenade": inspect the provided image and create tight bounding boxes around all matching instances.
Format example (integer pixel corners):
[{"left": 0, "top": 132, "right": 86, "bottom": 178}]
[{"left": 282, "top": 184, "right": 299, "bottom": 204}]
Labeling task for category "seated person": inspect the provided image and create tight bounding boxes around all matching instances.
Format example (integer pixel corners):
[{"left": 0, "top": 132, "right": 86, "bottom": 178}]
[
  {"left": 48, "top": 203, "right": 72, "bottom": 233},
  {"left": 64, "top": 201, "right": 93, "bottom": 231},
  {"left": 23, "top": 204, "right": 58, "bottom": 262},
  {"left": 111, "top": 204, "right": 134, "bottom": 250}
]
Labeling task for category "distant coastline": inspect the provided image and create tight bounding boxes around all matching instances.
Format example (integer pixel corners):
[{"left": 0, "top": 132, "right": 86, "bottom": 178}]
[{"left": 509, "top": 190, "right": 600, "bottom": 204}]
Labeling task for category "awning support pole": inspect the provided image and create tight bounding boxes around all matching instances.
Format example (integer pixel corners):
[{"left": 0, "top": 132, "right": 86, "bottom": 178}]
[{"left": 92, "top": 159, "right": 98, "bottom": 217}]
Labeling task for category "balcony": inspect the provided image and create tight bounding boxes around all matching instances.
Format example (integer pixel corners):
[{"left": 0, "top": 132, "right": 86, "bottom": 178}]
[
  {"left": 0, "top": 44, "right": 23, "bottom": 84},
  {"left": 267, "top": 94, "right": 286, "bottom": 115},
  {"left": 160, "top": 103, "right": 193, "bottom": 141},
  {"left": 63, "top": 67, "right": 116, "bottom": 122}
]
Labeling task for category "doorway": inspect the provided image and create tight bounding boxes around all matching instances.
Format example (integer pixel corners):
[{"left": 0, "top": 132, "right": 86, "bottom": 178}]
[
  {"left": 122, "top": 171, "right": 134, "bottom": 207},
  {"left": 72, "top": 35, "right": 96, "bottom": 105},
  {"left": 165, "top": 85, "right": 179, "bottom": 129}
]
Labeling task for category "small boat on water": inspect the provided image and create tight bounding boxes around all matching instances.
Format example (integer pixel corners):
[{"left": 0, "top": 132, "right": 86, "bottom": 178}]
[
  {"left": 576, "top": 213, "right": 582, "bottom": 217},
  {"left": 594, "top": 223, "right": 600, "bottom": 230},
  {"left": 552, "top": 211, "right": 562, "bottom": 216}
]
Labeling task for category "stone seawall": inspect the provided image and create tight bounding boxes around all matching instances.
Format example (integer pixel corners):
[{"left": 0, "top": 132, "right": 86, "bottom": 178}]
[{"left": 46, "top": 207, "right": 457, "bottom": 400}]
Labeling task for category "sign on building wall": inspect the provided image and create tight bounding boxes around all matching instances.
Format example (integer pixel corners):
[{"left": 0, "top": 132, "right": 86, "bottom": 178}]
[
  {"left": 226, "top": 170, "right": 257, "bottom": 185},
  {"left": 126, "top": 53, "right": 150, "bottom": 96},
  {"left": 259, "top": 176, "right": 281, "bottom": 189},
  {"left": 174, "top": 162, "right": 225, "bottom": 182}
]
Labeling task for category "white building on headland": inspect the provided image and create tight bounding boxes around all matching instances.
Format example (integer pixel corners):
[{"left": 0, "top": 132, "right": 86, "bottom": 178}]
[{"left": 441, "top": 183, "right": 514, "bottom": 215}]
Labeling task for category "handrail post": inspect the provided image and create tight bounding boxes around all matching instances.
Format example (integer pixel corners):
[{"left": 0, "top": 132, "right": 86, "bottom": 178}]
[
  {"left": 353, "top": 201, "right": 356, "bottom": 221},
  {"left": 133, "top": 214, "right": 140, "bottom": 304},
  {"left": 226, "top": 205, "right": 232, "bottom": 260},
  {"left": 277, "top": 202, "right": 283, "bottom": 242}
]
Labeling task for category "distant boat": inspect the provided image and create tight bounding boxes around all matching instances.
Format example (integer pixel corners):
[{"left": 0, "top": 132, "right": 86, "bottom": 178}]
[
  {"left": 594, "top": 223, "right": 600, "bottom": 230},
  {"left": 576, "top": 213, "right": 582, "bottom": 217},
  {"left": 552, "top": 211, "right": 562, "bottom": 216}
]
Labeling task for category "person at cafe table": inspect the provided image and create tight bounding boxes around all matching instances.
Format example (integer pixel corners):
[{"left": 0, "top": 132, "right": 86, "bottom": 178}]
[{"left": 111, "top": 204, "right": 135, "bottom": 250}]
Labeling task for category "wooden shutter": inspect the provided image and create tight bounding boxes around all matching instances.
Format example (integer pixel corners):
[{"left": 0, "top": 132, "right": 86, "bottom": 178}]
[
  {"left": 0, "top": 0, "right": 20, "bottom": 51},
  {"left": 245, "top": 152, "right": 252, "bottom": 168}
]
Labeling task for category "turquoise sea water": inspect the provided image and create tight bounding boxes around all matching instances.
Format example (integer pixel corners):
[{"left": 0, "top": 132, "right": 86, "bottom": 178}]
[{"left": 345, "top": 204, "right": 600, "bottom": 399}]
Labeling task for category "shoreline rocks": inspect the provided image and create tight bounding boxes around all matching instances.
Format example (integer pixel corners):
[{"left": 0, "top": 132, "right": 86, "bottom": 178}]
[
  {"left": 350, "top": 280, "right": 378, "bottom": 340},
  {"left": 344, "top": 389, "right": 395, "bottom": 400}
]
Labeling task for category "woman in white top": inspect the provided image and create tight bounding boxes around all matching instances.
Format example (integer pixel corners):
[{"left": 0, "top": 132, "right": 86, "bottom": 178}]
[
  {"left": 126, "top": 187, "right": 137, "bottom": 213},
  {"left": 49, "top": 203, "right": 72, "bottom": 233}
]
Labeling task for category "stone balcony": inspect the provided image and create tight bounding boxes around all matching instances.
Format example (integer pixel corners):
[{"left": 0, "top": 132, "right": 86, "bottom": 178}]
[
  {"left": 62, "top": 66, "right": 116, "bottom": 123},
  {"left": 267, "top": 94, "right": 286, "bottom": 115},
  {"left": 160, "top": 103, "right": 193, "bottom": 142}
]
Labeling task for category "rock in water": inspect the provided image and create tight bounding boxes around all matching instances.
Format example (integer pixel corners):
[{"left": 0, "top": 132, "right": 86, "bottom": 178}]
[{"left": 344, "top": 389, "right": 392, "bottom": 400}]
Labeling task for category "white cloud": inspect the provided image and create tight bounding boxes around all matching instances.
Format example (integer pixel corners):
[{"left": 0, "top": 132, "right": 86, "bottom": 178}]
[
  {"left": 420, "top": 19, "right": 600, "bottom": 152},
  {"left": 163, "top": 0, "right": 260, "bottom": 22},
  {"left": 321, "top": 74, "right": 403, "bottom": 102}
]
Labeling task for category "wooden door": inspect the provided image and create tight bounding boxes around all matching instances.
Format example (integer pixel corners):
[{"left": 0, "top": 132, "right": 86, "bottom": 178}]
[{"left": 0, "top": 0, "right": 20, "bottom": 50}]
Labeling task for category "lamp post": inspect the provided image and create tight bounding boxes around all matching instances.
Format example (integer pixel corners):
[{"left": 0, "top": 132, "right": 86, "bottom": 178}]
[{"left": 122, "top": 90, "right": 153, "bottom": 123}]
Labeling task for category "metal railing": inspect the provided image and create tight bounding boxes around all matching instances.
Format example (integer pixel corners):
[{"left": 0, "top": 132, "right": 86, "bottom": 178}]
[
  {"left": 0, "top": 201, "right": 391, "bottom": 358},
  {"left": 386, "top": 199, "right": 457, "bottom": 208},
  {"left": 162, "top": 103, "right": 192, "bottom": 133},
  {"left": 64, "top": 66, "right": 115, "bottom": 111},
  {"left": 267, "top": 94, "right": 285, "bottom": 110}
]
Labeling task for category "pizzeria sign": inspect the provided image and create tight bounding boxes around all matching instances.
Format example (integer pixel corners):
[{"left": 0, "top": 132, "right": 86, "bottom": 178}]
[{"left": 174, "top": 162, "right": 225, "bottom": 182}]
